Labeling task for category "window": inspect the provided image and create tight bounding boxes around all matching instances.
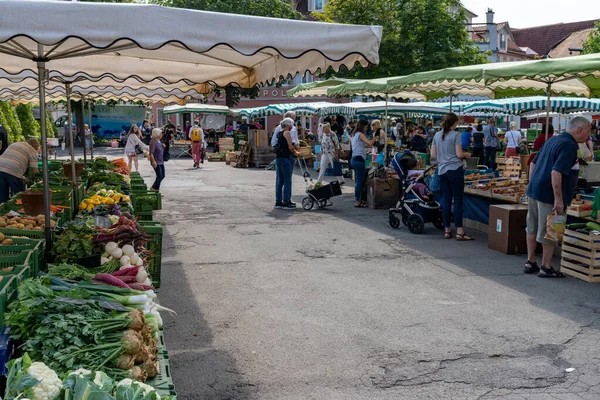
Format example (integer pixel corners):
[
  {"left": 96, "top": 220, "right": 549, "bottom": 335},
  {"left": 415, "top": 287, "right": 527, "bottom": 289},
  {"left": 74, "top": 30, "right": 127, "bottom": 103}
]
[
  {"left": 309, "top": 0, "right": 327, "bottom": 11},
  {"left": 499, "top": 33, "right": 507, "bottom": 51}
]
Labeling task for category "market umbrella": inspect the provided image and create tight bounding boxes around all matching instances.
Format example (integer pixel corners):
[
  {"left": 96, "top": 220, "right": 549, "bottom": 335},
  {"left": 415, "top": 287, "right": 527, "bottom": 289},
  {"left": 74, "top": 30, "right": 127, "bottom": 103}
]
[
  {"left": 287, "top": 78, "right": 358, "bottom": 97},
  {"left": 460, "top": 96, "right": 600, "bottom": 115},
  {"left": 233, "top": 102, "right": 336, "bottom": 119},
  {"left": 0, "top": 0, "right": 382, "bottom": 243},
  {"left": 162, "top": 104, "right": 231, "bottom": 115},
  {"left": 318, "top": 101, "right": 449, "bottom": 117}
]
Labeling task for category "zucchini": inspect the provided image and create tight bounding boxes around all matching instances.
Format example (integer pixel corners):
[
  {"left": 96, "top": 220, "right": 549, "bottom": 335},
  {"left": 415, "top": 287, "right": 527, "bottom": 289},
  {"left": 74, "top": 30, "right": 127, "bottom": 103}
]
[
  {"left": 567, "top": 223, "right": 588, "bottom": 230},
  {"left": 576, "top": 229, "right": 591, "bottom": 235},
  {"left": 586, "top": 222, "right": 600, "bottom": 231}
]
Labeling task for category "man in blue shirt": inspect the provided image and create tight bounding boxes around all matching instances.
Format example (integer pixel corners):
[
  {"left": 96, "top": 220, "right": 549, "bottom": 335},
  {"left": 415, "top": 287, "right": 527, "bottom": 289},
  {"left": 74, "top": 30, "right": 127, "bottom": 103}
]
[
  {"left": 525, "top": 116, "right": 591, "bottom": 278},
  {"left": 461, "top": 126, "right": 473, "bottom": 151}
]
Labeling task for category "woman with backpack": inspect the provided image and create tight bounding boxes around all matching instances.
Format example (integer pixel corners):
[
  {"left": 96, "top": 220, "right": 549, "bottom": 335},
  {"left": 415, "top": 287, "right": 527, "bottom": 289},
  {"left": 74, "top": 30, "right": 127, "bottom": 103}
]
[
  {"left": 189, "top": 120, "right": 204, "bottom": 169},
  {"left": 124, "top": 124, "right": 147, "bottom": 172}
]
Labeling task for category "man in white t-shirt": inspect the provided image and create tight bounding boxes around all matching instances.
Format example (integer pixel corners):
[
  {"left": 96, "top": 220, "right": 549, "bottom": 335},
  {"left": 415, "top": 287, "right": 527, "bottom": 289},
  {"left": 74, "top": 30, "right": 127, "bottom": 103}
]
[{"left": 271, "top": 111, "right": 298, "bottom": 205}]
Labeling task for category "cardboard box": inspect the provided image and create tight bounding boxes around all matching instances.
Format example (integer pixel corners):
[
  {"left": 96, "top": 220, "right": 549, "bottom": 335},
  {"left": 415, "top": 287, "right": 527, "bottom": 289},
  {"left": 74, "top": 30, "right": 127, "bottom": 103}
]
[
  {"left": 488, "top": 204, "right": 529, "bottom": 255},
  {"left": 367, "top": 178, "right": 400, "bottom": 209}
]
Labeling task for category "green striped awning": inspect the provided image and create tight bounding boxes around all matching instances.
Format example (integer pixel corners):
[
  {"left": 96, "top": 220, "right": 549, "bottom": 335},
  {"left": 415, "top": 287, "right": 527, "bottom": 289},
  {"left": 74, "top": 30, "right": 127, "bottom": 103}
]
[{"left": 460, "top": 96, "right": 600, "bottom": 115}]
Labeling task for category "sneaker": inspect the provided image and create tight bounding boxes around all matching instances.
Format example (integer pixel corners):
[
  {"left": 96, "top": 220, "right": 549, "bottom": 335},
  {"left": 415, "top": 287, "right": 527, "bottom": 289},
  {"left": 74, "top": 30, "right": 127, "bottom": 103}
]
[
  {"left": 193, "top": 162, "right": 197, "bottom": 168},
  {"left": 282, "top": 202, "right": 297, "bottom": 209},
  {"left": 524, "top": 260, "right": 539, "bottom": 274},
  {"left": 537, "top": 266, "right": 565, "bottom": 278},
  {"left": 275, "top": 202, "right": 284, "bottom": 209}
]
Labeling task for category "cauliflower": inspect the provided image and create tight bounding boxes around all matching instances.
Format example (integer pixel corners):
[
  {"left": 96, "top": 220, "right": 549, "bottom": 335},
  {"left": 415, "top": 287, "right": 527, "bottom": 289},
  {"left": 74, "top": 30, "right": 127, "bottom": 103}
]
[
  {"left": 117, "top": 378, "right": 161, "bottom": 399},
  {"left": 27, "top": 362, "right": 62, "bottom": 400}
]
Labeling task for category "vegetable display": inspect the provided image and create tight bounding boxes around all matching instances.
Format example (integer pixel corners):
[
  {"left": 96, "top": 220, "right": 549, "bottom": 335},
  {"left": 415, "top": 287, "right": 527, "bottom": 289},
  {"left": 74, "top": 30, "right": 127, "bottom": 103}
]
[{"left": 0, "top": 213, "right": 55, "bottom": 230}]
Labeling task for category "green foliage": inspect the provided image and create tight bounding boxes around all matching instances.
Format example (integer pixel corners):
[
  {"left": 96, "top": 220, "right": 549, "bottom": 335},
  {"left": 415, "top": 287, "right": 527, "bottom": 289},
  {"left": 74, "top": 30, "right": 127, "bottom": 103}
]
[
  {"left": 15, "top": 103, "right": 40, "bottom": 139},
  {"left": 583, "top": 22, "right": 600, "bottom": 54},
  {"left": 0, "top": 102, "right": 24, "bottom": 143},
  {"left": 44, "top": 109, "right": 58, "bottom": 138},
  {"left": 152, "top": 0, "right": 302, "bottom": 105},
  {"left": 316, "top": 0, "right": 488, "bottom": 79}
]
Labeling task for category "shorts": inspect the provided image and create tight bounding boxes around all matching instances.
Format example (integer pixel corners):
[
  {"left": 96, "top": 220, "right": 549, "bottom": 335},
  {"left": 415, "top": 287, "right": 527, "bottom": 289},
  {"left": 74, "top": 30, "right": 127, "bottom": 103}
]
[{"left": 526, "top": 197, "right": 555, "bottom": 245}]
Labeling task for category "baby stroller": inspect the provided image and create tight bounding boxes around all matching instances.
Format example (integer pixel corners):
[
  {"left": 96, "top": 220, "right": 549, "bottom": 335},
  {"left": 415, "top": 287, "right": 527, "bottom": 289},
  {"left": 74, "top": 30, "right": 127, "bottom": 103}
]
[
  {"left": 388, "top": 151, "right": 444, "bottom": 234},
  {"left": 298, "top": 156, "right": 342, "bottom": 210}
]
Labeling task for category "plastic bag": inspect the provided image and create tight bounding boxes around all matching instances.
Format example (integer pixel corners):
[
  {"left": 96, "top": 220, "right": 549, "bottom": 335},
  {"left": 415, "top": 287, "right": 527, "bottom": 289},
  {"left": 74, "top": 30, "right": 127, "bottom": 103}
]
[
  {"left": 544, "top": 213, "right": 567, "bottom": 244},
  {"left": 429, "top": 167, "right": 441, "bottom": 194}
]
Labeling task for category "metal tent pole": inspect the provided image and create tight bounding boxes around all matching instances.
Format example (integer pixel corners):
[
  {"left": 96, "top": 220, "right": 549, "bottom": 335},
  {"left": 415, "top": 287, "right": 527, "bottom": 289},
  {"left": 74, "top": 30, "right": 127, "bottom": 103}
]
[
  {"left": 87, "top": 99, "right": 94, "bottom": 160},
  {"left": 36, "top": 44, "right": 52, "bottom": 247},
  {"left": 544, "top": 83, "right": 552, "bottom": 140},
  {"left": 384, "top": 94, "right": 388, "bottom": 165},
  {"left": 65, "top": 83, "right": 78, "bottom": 206},
  {"left": 81, "top": 96, "right": 87, "bottom": 164}
]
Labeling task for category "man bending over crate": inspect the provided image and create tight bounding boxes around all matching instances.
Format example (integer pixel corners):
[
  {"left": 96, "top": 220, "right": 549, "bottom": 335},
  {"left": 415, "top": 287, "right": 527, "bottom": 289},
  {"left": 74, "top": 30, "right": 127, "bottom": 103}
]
[{"left": 525, "top": 116, "right": 591, "bottom": 278}]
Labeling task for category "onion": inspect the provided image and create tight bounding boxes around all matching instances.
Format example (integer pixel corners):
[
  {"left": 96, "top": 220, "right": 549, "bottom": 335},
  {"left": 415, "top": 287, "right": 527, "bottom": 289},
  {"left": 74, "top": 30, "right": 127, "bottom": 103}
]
[
  {"left": 142, "top": 278, "right": 152, "bottom": 286},
  {"left": 120, "top": 256, "right": 131, "bottom": 266},
  {"left": 120, "top": 264, "right": 132, "bottom": 270},
  {"left": 134, "top": 257, "right": 144, "bottom": 266},
  {"left": 136, "top": 268, "right": 148, "bottom": 283},
  {"left": 100, "top": 257, "right": 109, "bottom": 265},
  {"left": 110, "top": 248, "right": 123, "bottom": 259},
  {"left": 122, "top": 245, "right": 135, "bottom": 257},
  {"left": 105, "top": 242, "right": 118, "bottom": 253}
]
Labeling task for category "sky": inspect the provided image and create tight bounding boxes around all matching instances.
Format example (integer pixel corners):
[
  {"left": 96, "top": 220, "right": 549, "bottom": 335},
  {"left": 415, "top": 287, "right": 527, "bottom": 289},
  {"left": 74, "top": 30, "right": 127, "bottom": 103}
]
[{"left": 460, "top": 0, "right": 600, "bottom": 29}]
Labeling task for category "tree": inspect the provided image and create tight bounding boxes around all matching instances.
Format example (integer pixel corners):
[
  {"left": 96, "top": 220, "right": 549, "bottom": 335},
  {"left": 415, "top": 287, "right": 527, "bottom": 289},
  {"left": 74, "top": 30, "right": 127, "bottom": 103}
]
[
  {"left": 583, "top": 22, "right": 600, "bottom": 54},
  {"left": 316, "top": 0, "right": 488, "bottom": 79},
  {"left": 43, "top": 109, "right": 58, "bottom": 139},
  {"left": 0, "top": 102, "right": 24, "bottom": 143},
  {"left": 16, "top": 104, "right": 40, "bottom": 139},
  {"left": 152, "top": 0, "right": 303, "bottom": 105}
]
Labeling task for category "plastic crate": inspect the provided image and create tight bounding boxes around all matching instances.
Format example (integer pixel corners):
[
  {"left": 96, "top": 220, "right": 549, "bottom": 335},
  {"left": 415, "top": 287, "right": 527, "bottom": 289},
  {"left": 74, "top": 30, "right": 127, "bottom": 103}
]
[
  {"left": 0, "top": 277, "right": 18, "bottom": 332},
  {"left": 132, "top": 191, "right": 162, "bottom": 212},
  {"left": 0, "top": 327, "right": 13, "bottom": 376},
  {"left": 136, "top": 211, "right": 153, "bottom": 221},
  {"left": 146, "top": 353, "right": 175, "bottom": 395},
  {"left": 131, "top": 183, "right": 148, "bottom": 192},
  {"left": 0, "top": 237, "right": 44, "bottom": 276},
  {"left": 0, "top": 227, "right": 46, "bottom": 241},
  {"left": 140, "top": 221, "right": 162, "bottom": 288},
  {"left": 0, "top": 251, "right": 33, "bottom": 280}
]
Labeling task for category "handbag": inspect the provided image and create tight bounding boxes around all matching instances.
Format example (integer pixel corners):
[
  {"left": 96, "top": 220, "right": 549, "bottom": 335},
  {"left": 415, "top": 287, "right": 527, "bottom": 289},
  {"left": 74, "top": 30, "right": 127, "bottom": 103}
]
[
  {"left": 135, "top": 144, "right": 143, "bottom": 155},
  {"left": 163, "top": 150, "right": 171, "bottom": 162}
]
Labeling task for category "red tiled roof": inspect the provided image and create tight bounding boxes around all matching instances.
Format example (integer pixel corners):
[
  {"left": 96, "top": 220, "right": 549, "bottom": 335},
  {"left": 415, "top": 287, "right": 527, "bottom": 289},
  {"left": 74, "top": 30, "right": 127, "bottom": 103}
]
[{"left": 512, "top": 20, "right": 598, "bottom": 56}]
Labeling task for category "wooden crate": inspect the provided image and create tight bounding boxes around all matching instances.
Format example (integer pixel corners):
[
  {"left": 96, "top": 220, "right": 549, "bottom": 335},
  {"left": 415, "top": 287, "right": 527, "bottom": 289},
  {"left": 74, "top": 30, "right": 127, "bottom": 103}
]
[
  {"left": 561, "top": 229, "right": 600, "bottom": 283},
  {"left": 567, "top": 201, "right": 593, "bottom": 218},
  {"left": 220, "top": 138, "right": 234, "bottom": 146}
]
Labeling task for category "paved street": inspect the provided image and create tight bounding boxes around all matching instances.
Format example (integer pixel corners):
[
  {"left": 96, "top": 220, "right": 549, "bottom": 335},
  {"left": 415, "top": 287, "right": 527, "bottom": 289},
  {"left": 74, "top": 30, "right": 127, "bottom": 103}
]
[{"left": 88, "top": 149, "right": 600, "bottom": 399}]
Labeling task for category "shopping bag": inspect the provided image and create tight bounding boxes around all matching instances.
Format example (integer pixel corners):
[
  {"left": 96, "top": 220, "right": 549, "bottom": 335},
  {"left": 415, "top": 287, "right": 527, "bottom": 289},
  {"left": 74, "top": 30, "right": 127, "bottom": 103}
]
[
  {"left": 544, "top": 212, "right": 567, "bottom": 244},
  {"left": 429, "top": 167, "right": 441, "bottom": 194}
]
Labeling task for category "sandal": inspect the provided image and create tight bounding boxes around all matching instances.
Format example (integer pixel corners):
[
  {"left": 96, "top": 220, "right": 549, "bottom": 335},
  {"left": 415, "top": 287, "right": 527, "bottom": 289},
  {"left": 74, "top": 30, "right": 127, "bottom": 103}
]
[
  {"left": 354, "top": 201, "right": 368, "bottom": 208},
  {"left": 537, "top": 266, "right": 565, "bottom": 278},
  {"left": 444, "top": 232, "right": 452, "bottom": 239},
  {"left": 456, "top": 233, "right": 474, "bottom": 241}
]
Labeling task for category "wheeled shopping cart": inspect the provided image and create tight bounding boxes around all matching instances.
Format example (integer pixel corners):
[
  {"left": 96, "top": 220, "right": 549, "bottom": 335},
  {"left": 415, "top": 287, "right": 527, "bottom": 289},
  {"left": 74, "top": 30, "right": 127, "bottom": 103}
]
[{"left": 297, "top": 156, "right": 342, "bottom": 210}]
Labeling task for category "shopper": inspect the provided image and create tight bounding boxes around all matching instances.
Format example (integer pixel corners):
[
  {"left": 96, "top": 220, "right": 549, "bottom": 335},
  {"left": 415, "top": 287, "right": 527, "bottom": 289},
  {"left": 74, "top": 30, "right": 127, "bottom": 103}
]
[
  {"left": 271, "top": 111, "right": 298, "bottom": 193},
  {"left": 472, "top": 124, "right": 484, "bottom": 163},
  {"left": 162, "top": 119, "right": 176, "bottom": 158},
  {"left": 175, "top": 124, "right": 183, "bottom": 140},
  {"left": 274, "top": 118, "right": 300, "bottom": 209},
  {"left": 461, "top": 126, "right": 472, "bottom": 152},
  {"left": 411, "top": 126, "right": 428, "bottom": 153},
  {"left": 431, "top": 113, "right": 473, "bottom": 241},
  {"left": 525, "top": 116, "right": 591, "bottom": 277},
  {"left": 141, "top": 120, "right": 152, "bottom": 145},
  {"left": 0, "top": 138, "right": 40, "bottom": 203},
  {"left": 533, "top": 124, "right": 554, "bottom": 152},
  {"left": 190, "top": 120, "right": 204, "bottom": 169},
  {"left": 184, "top": 120, "right": 192, "bottom": 140},
  {"left": 124, "top": 125, "right": 147, "bottom": 172},
  {"left": 84, "top": 124, "right": 93, "bottom": 153},
  {"left": 316, "top": 123, "right": 345, "bottom": 185},
  {"left": 482, "top": 119, "right": 499, "bottom": 169},
  {"left": 351, "top": 120, "right": 379, "bottom": 208},
  {"left": 504, "top": 122, "right": 521, "bottom": 158},
  {"left": 148, "top": 128, "right": 166, "bottom": 191},
  {"left": 0, "top": 124, "right": 8, "bottom": 156}
]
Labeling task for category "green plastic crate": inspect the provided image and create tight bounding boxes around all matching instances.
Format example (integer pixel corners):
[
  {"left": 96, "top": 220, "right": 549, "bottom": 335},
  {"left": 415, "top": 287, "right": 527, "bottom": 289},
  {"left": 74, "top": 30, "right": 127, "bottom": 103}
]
[
  {"left": 146, "top": 353, "right": 175, "bottom": 395},
  {"left": 0, "top": 228, "right": 47, "bottom": 243},
  {"left": 132, "top": 191, "right": 162, "bottom": 212},
  {"left": 0, "top": 276, "right": 19, "bottom": 331},
  {"left": 131, "top": 184, "right": 148, "bottom": 192},
  {"left": 135, "top": 210, "right": 153, "bottom": 221},
  {"left": 0, "top": 237, "right": 44, "bottom": 276},
  {"left": 140, "top": 221, "right": 162, "bottom": 288},
  {"left": 0, "top": 251, "right": 32, "bottom": 279}
]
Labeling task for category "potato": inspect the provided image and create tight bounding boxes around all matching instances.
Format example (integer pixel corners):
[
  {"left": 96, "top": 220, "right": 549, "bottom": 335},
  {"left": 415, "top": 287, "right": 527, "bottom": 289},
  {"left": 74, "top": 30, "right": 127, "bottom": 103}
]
[
  {"left": 1, "top": 239, "right": 13, "bottom": 245},
  {"left": 49, "top": 220, "right": 56, "bottom": 228},
  {"left": 0, "top": 221, "right": 6, "bottom": 228},
  {"left": 33, "top": 226, "right": 43, "bottom": 231},
  {"left": 0, "top": 233, "right": 4, "bottom": 241}
]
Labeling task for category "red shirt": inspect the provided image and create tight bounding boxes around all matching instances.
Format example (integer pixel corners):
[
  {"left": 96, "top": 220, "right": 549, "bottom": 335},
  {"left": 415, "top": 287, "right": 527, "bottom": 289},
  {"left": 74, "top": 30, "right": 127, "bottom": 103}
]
[{"left": 533, "top": 132, "right": 554, "bottom": 152}]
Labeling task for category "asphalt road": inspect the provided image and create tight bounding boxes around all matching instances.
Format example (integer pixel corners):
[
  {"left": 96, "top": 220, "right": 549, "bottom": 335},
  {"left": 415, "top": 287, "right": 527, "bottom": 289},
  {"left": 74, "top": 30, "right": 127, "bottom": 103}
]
[{"left": 90, "top": 148, "right": 600, "bottom": 399}]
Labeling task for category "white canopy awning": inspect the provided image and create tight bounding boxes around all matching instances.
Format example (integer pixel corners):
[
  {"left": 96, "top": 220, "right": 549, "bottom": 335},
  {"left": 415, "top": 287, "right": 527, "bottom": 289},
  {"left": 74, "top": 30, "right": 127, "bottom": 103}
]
[{"left": 0, "top": 0, "right": 382, "bottom": 87}]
